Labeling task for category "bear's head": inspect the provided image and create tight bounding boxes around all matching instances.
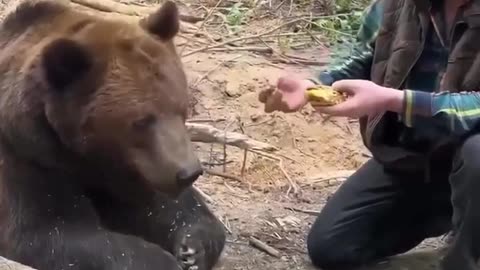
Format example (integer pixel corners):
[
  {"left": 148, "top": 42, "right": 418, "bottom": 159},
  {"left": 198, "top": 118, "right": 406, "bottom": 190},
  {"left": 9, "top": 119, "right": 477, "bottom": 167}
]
[{"left": 2, "top": 1, "right": 203, "bottom": 196}]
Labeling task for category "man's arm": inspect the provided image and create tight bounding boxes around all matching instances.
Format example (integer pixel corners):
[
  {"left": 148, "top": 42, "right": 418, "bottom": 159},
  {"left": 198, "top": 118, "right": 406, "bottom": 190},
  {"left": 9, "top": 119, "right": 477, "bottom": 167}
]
[
  {"left": 403, "top": 90, "right": 480, "bottom": 136},
  {"left": 311, "top": 0, "right": 384, "bottom": 86}
]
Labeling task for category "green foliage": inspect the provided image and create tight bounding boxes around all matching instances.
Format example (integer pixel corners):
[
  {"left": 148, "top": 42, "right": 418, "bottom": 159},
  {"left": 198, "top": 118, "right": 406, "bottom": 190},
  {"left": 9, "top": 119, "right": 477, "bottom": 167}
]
[
  {"left": 311, "top": 11, "right": 364, "bottom": 44},
  {"left": 312, "top": 0, "right": 372, "bottom": 67},
  {"left": 226, "top": 2, "right": 250, "bottom": 32},
  {"left": 312, "top": 0, "right": 371, "bottom": 44},
  {"left": 335, "top": 0, "right": 372, "bottom": 13}
]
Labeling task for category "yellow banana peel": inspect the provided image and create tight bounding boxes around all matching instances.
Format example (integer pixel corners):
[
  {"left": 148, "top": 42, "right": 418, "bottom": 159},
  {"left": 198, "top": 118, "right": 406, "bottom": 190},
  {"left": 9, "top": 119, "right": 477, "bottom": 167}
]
[{"left": 305, "top": 85, "right": 346, "bottom": 106}]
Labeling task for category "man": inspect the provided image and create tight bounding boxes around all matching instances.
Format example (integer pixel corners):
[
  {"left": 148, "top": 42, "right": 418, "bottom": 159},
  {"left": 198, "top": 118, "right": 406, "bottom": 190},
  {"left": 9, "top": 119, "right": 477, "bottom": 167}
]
[{"left": 262, "top": 0, "right": 480, "bottom": 269}]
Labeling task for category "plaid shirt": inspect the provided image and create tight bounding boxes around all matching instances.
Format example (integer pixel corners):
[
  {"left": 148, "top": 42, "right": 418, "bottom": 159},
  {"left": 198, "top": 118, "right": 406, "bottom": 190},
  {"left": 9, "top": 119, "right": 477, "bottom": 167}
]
[{"left": 313, "top": 0, "right": 480, "bottom": 143}]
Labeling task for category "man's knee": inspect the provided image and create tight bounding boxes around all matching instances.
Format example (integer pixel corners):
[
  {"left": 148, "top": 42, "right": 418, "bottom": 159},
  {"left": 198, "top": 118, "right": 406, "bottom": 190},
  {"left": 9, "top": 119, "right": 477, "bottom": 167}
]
[
  {"left": 307, "top": 233, "right": 342, "bottom": 269},
  {"left": 306, "top": 222, "right": 369, "bottom": 269}
]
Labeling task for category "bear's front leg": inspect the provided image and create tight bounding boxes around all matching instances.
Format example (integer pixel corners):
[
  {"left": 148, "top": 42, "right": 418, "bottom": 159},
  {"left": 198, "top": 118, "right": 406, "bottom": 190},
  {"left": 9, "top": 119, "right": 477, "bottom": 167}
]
[
  {"left": 173, "top": 217, "right": 225, "bottom": 270},
  {"left": 169, "top": 188, "right": 226, "bottom": 270},
  {"left": 90, "top": 186, "right": 226, "bottom": 270},
  {"left": 8, "top": 228, "right": 183, "bottom": 270}
]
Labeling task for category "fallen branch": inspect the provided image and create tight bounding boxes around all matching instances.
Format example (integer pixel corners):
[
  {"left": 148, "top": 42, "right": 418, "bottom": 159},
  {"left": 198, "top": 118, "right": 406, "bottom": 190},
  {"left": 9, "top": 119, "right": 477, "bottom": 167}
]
[
  {"left": 182, "top": 18, "right": 304, "bottom": 57},
  {"left": 187, "top": 118, "right": 226, "bottom": 123},
  {"left": 0, "top": 256, "right": 36, "bottom": 270},
  {"left": 207, "top": 46, "right": 274, "bottom": 54},
  {"left": 187, "top": 123, "right": 278, "bottom": 152},
  {"left": 249, "top": 237, "right": 281, "bottom": 258}
]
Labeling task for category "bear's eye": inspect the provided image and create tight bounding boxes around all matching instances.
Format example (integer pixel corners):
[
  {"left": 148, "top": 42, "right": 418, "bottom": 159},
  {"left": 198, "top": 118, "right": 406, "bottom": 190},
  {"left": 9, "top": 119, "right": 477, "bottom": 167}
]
[{"left": 132, "top": 114, "right": 156, "bottom": 130}]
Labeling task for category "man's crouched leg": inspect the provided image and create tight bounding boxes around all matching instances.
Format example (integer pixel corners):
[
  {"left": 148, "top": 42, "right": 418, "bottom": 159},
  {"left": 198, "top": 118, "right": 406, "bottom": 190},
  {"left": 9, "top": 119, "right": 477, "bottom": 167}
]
[
  {"left": 307, "top": 159, "right": 452, "bottom": 269},
  {"left": 441, "top": 134, "right": 480, "bottom": 270}
]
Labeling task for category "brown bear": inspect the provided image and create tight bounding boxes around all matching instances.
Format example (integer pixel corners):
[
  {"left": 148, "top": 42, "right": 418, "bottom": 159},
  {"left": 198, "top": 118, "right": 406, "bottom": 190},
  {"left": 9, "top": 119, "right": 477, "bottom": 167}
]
[{"left": 0, "top": 1, "right": 226, "bottom": 270}]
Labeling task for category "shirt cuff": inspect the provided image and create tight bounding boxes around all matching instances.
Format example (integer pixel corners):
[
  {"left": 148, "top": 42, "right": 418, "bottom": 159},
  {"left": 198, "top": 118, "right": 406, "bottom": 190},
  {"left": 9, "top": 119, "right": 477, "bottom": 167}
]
[{"left": 403, "top": 90, "right": 433, "bottom": 127}]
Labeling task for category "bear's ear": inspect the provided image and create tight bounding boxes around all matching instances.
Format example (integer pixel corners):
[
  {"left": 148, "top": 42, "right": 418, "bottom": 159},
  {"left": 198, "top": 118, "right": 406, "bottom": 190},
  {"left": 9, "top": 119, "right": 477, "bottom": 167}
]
[
  {"left": 41, "top": 38, "right": 93, "bottom": 90},
  {"left": 140, "top": 1, "right": 179, "bottom": 41}
]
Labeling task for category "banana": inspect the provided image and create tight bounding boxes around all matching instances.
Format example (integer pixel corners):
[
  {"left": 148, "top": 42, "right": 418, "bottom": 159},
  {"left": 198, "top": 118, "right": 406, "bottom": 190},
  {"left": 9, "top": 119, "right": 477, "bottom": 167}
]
[{"left": 305, "top": 85, "right": 346, "bottom": 106}]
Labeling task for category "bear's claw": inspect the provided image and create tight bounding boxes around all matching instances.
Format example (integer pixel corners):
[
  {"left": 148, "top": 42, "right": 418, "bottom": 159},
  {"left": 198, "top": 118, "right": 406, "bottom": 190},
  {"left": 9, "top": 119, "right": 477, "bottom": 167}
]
[
  {"left": 176, "top": 235, "right": 205, "bottom": 270},
  {"left": 179, "top": 245, "right": 197, "bottom": 268}
]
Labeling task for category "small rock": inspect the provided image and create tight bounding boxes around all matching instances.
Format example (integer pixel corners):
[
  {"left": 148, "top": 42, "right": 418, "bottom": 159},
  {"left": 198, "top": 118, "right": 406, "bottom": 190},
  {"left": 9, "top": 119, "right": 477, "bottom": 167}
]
[
  {"left": 225, "top": 83, "right": 241, "bottom": 97},
  {"left": 272, "top": 129, "right": 281, "bottom": 137},
  {"left": 250, "top": 114, "right": 261, "bottom": 122},
  {"left": 244, "top": 83, "right": 256, "bottom": 92}
]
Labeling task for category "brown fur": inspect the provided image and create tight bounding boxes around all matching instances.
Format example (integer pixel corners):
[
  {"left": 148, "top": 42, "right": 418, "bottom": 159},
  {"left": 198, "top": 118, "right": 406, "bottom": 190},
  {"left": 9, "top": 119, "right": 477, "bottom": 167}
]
[
  {"left": 0, "top": 1, "right": 225, "bottom": 270},
  {"left": 0, "top": 0, "right": 198, "bottom": 193}
]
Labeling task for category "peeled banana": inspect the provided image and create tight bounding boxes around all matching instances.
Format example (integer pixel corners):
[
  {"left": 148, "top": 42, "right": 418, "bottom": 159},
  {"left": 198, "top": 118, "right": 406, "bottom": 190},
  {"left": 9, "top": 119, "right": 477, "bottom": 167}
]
[{"left": 306, "top": 85, "right": 346, "bottom": 106}]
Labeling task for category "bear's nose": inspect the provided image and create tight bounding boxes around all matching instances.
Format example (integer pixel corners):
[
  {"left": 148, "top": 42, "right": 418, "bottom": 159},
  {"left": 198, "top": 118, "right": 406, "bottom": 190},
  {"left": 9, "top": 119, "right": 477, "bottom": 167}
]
[{"left": 176, "top": 166, "right": 204, "bottom": 187}]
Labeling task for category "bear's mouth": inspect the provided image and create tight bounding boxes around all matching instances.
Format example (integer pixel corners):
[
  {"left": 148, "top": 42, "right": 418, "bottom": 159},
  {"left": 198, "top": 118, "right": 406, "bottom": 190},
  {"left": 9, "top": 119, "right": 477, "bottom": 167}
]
[{"left": 149, "top": 181, "right": 185, "bottom": 198}]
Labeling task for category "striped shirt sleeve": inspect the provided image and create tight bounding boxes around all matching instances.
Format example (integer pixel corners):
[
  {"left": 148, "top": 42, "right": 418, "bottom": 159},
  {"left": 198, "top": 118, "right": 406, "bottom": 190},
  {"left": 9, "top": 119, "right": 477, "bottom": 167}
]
[
  {"left": 403, "top": 90, "right": 480, "bottom": 136},
  {"left": 311, "top": 0, "right": 384, "bottom": 85}
]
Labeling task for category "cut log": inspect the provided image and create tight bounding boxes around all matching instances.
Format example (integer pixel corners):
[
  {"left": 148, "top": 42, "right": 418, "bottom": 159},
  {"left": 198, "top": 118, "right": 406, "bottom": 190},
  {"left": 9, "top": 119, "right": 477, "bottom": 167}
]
[{"left": 186, "top": 123, "right": 278, "bottom": 152}]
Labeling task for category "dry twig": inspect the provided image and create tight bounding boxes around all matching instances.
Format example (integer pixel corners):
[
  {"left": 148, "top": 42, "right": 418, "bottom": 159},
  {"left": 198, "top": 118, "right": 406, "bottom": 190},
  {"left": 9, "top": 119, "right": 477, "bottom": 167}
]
[
  {"left": 239, "top": 122, "right": 248, "bottom": 178},
  {"left": 192, "top": 186, "right": 214, "bottom": 204},
  {"left": 191, "top": 55, "right": 242, "bottom": 90},
  {"left": 307, "top": 170, "right": 355, "bottom": 183},
  {"left": 284, "top": 206, "right": 320, "bottom": 216},
  {"left": 207, "top": 46, "right": 274, "bottom": 54},
  {"left": 179, "top": 0, "right": 224, "bottom": 54},
  {"left": 250, "top": 150, "right": 299, "bottom": 195},
  {"left": 182, "top": 18, "right": 304, "bottom": 57},
  {"left": 249, "top": 237, "right": 281, "bottom": 258},
  {"left": 187, "top": 118, "right": 226, "bottom": 123}
]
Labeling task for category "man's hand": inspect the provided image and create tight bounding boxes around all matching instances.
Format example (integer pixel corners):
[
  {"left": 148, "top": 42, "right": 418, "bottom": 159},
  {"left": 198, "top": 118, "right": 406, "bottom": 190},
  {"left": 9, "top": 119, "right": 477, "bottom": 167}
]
[
  {"left": 259, "top": 75, "right": 315, "bottom": 113},
  {"left": 314, "top": 79, "right": 404, "bottom": 118}
]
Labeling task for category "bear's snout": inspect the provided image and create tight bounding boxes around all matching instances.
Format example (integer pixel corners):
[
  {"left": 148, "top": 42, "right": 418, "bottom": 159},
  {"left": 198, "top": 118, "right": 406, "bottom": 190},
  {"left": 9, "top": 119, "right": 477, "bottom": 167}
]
[{"left": 176, "top": 165, "right": 203, "bottom": 188}]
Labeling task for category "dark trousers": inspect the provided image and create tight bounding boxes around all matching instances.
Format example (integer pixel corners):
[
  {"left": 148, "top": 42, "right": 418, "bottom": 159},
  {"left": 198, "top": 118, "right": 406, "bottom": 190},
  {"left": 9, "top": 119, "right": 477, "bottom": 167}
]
[{"left": 307, "top": 135, "right": 480, "bottom": 270}]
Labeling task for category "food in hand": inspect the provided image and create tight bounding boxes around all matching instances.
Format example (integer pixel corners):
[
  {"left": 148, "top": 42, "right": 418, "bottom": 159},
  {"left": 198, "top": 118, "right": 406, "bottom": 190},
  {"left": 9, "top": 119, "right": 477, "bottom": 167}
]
[{"left": 306, "top": 85, "right": 347, "bottom": 106}]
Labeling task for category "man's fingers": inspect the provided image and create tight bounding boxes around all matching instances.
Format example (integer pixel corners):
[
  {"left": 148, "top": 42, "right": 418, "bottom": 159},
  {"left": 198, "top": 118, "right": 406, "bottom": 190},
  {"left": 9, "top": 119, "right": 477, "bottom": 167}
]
[
  {"left": 277, "top": 77, "right": 296, "bottom": 93},
  {"left": 332, "top": 79, "right": 362, "bottom": 95},
  {"left": 314, "top": 99, "right": 356, "bottom": 117}
]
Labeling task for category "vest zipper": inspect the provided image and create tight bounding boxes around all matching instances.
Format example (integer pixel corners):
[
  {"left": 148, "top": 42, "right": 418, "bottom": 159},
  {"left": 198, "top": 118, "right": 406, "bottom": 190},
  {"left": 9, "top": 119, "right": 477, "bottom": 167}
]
[{"left": 398, "top": 26, "right": 427, "bottom": 89}]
